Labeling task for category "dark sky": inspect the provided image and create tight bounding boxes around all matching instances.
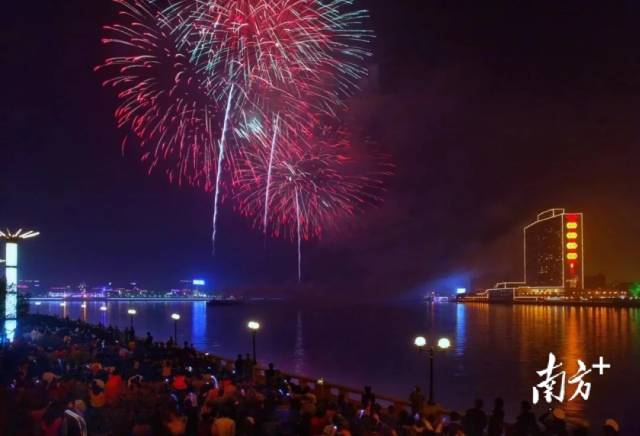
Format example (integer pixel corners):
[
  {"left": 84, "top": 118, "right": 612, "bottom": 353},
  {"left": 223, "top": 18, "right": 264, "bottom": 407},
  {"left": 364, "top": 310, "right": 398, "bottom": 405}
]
[{"left": 2, "top": 1, "right": 639, "bottom": 297}]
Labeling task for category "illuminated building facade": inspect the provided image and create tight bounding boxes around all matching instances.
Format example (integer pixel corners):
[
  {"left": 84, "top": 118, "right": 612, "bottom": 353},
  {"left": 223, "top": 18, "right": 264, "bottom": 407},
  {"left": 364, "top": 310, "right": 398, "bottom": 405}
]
[
  {"left": 467, "top": 209, "right": 585, "bottom": 302},
  {"left": 524, "top": 209, "right": 584, "bottom": 290}
]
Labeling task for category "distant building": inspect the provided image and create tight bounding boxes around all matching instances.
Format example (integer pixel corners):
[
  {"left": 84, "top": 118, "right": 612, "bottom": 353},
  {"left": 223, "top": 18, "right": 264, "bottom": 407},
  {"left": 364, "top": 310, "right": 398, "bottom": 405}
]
[
  {"left": 467, "top": 209, "right": 585, "bottom": 302},
  {"left": 524, "top": 209, "right": 584, "bottom": 290},
  {"left": 17, "top": 279, "right": 41, "bottom": 295}
]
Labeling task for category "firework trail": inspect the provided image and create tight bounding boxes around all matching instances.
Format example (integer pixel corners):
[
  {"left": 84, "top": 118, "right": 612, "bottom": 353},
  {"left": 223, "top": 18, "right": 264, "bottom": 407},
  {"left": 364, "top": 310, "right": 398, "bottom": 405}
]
[
  {"left": 264, "top": 112, "right": 280, "bottom": 234},
  {"left": 211, "top": 84, "right": 235, "bottom": 252},
  {"left": 295, "top": 185, "right": 302, "bottom": 281}
]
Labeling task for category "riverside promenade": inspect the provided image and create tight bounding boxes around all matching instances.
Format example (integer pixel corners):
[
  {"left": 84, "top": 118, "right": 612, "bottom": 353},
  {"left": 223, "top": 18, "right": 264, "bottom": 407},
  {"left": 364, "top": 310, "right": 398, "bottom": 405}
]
[{"left": 0, "top": 314, "right": 621, "bottom": 435}]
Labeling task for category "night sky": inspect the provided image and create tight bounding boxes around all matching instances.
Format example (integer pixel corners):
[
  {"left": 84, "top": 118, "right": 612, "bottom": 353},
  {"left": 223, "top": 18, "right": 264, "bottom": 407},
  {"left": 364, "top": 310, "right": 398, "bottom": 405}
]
[{"left": 2, "top": 1, "right": 639, "bottom": 298}]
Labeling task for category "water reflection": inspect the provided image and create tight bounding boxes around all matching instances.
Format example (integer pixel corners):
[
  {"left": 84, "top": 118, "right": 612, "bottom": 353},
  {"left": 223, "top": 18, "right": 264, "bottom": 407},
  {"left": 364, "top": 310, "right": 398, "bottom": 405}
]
[
  {"left": 561, "top": 306, "right": 586, "bottom": 421},
  {"left": 454, "top": 303, "right": 465, "bottom": 357},
  {"left": 192, "top": 302, "right": 207, "bottom": 347},
  {"left": 293, "top": 310, "right": 304, "bottom": 374}
]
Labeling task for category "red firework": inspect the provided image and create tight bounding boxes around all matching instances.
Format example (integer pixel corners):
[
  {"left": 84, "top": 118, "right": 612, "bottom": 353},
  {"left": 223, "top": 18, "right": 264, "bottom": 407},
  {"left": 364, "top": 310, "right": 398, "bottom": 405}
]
[
  {"left": 234, "top": 123, "right": 389, "bottom": 242},
  {"left": 97, "top": 0, "right": 386, "bottom": 262},
  {"left": 173, "top": 0, "right": 373, "bottom": 118},
  {"left": 96, "top": 0, "right": 221, "bottom": 190}
]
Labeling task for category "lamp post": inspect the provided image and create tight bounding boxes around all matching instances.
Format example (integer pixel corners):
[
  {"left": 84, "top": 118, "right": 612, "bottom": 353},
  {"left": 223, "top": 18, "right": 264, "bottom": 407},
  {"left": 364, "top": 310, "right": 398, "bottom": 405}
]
[
  {"left": 1, "top": 229, "right": 39, "bottom": 321},
  {"left": 247, "top": 321, "right": 260, "bottom": 363},
  {"left": 414, "top": 336, "right": 451, "bottom": 405},
  {"left": 171, "top": 313, "right": 180, "bottom": 344},
  {"left": 127, "top": 308, "right": 137, "bottom": 329}
]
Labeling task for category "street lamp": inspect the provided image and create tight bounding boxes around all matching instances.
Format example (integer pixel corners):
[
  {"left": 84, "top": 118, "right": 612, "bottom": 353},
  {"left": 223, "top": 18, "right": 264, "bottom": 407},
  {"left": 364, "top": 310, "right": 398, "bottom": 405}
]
[
  {"left": 247, "top": 321, "right": 260, "bottom": 363},
  {"left": 414, "top": 335, "right": 452, "bottom": 405},
  {"left": 171, "top": 313, "right": 180, "bottom": 344},
  {"left": 99, "top": 305, "right": 107, "bottom": 312},
  {"left": 127, "top": 308, "right": 137, "bottom": 329},
  {"left": 437, "top": 338, "right": 451, "bottom": 349}
]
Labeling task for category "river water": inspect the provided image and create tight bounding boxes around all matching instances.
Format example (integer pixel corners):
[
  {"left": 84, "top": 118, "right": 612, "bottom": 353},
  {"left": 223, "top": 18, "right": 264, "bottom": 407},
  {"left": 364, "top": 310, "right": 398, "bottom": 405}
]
[{"left": 30, "top": 300, "right": 640, "bottom": 432}]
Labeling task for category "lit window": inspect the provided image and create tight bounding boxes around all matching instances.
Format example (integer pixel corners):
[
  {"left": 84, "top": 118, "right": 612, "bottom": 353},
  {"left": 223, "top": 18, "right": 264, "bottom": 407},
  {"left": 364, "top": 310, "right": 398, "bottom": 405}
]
[
  {"left": 566, "top": 232, "right": 578, "bottom": 240},
  {"left": 566, "top": 222, "right": 578, "bottom": 229},
  {"left": 567, "top": 253, "right": 578, "bottom": 260},
  {"left": 566, "top": 242, "right": 578, "bottom": 250}
]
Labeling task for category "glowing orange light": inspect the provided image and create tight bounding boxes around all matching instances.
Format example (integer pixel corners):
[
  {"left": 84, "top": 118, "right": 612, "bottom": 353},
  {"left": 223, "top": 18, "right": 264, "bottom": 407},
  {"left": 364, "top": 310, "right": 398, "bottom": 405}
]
[
  {"left": 566, "top": 222, "right": 578, "bottom": 229},
  {"left": 566, "top": 232, "right": 578, "bottom": 240},
  {"left": 566, "top": 242, "right": 578, "bottom": 250},
  {"left": 567, "top": 253, "right": 578, "bottom": 260}
]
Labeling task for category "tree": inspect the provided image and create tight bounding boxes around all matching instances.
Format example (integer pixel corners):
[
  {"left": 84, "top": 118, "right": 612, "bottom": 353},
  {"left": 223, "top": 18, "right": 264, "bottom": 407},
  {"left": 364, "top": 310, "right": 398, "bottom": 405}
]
[{"left": 630, "top": 282, "right": 640, "bottom": 299}]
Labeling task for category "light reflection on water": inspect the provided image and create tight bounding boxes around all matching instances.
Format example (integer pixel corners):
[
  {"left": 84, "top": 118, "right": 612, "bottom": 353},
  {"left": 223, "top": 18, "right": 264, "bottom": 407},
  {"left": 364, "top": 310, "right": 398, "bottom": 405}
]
[
  {"left": 27, "top": 300, "right": 640, "bottom": 432},
  {"left": 454, "top": 303, "right": 465, "bottom": 358},
  {"left": 293, "top": 310, "right": 305, "bottom": 374},
  {"left": 192, "top": 302, "right": 207, "bottom": 347}
]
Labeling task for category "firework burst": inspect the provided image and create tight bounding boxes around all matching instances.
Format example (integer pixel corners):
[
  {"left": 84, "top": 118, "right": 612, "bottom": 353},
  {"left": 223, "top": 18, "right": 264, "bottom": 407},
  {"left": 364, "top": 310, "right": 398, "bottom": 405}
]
[
  {"left": 167, "top": 0, "right": 373, "bottom": 248},
  {"left": 234, "top": 124, "right": 389, "bottom": 280},
  {"left": 172, "top": 0, "right": 373, "bottom": 117},
  {"left": 96, "top": 0, "right": 228, "bottom": 190},
  {"left": 98, "top": 0, "right": 385, "bottom": 274}
]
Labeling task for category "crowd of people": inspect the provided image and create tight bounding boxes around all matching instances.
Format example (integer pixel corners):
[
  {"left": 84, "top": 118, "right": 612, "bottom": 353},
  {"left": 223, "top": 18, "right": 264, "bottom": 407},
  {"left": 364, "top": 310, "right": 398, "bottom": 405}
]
[{"left": 0, "top": 314, "right": 621, "bottom": 435}]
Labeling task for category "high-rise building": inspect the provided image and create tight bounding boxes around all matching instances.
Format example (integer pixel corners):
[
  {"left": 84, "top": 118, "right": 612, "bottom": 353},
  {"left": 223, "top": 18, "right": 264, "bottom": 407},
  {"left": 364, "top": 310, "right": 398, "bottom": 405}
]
[{"left": 524, "top": 209, "right": 584, "bottom": 290}]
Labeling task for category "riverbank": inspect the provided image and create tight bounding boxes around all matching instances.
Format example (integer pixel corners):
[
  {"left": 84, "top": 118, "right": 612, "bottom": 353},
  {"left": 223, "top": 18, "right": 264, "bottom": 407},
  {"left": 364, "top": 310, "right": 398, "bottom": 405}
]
[
  {"left": 28, "top": 297, "right": 211, "bottom": 302},
  {"left": 461, "top": 298, "right": 640, "bottom": 307},
  {"left": 1, "top": 313, "right": 625, "bottom": 434},
  {"left": 0, "top": 314, "right": 424, "bottom": 435}
]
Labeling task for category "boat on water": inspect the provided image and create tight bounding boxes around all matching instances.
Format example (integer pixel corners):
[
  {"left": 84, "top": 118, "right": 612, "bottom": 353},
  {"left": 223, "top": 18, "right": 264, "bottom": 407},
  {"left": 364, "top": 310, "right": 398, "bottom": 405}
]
[{"left": 207, "top": 295, "right": 244, "bottom": 306}]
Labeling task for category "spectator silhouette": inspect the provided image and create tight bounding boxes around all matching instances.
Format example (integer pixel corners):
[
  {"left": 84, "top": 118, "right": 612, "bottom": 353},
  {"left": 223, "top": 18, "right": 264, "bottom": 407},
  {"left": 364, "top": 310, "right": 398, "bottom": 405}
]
[
  {"left": 463, "top": 398, "right": 487, "bottom": 436},
  {"left": 234, "top": 354, "right": 244, "bottom": 380},
  {"left": 488, "top": 397, "right": 504, "bottom": 436},
  {"left": 361, "top": 386, "right": 376, "bottom": 411},
  {"left": 265, "top": 362, "right": 276, "bottom": 388},
  {"left": 514, "top": 400, "right": 539, "bottom": 436},
  {"left": 539, "top": 407, "right": 568, "bottom": 436},
  {"left": 409, "top": 385, "right": 425, "bottom": 415}
]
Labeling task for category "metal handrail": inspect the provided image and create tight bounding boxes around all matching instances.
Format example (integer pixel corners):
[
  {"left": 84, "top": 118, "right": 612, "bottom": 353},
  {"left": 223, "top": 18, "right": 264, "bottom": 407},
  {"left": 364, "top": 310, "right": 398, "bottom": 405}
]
[
  {"left": 64, "top": 409, "right": 88, "bottom": 436},
  {"left": 206, "top": 353, "right": 411, "bottom": 411}
]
